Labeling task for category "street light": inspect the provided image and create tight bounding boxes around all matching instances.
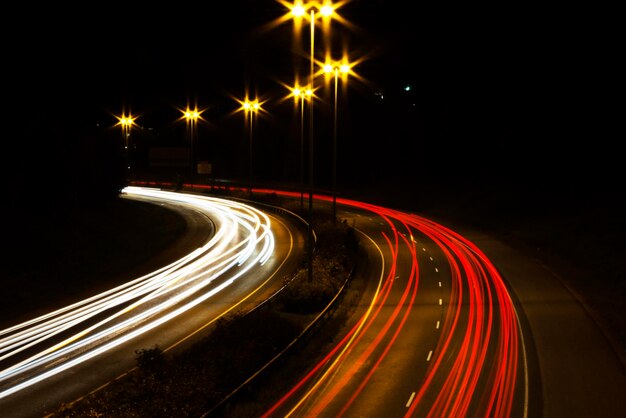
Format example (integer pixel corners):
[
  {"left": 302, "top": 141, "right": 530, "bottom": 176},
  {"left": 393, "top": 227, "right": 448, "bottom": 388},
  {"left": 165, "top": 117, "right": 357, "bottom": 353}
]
[
  {"left": 239, "top": 97, "right": 263, "bottom": 196},
  {"left": 180, "top": 106, "right": 202, "bottom": 185},
  {"left": 323, "top": 59, "right": 351, "bottom": 224},
  {"left": 287, "top": 0, "right": 338, "bottom": 281},
  {"left": 289, "top": 1, "right": 335, "bottom": 198},
  {"left": 286, "top": 82, "right": 313, "bottom": 208},
  {"left": 115, "top": 112, "right": 135, "bottom": 177}
]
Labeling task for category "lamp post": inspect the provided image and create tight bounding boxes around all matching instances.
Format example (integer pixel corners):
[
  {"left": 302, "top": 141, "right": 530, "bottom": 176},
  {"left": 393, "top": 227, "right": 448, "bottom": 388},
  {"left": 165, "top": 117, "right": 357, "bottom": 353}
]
[
  {"left": 183, "top": 107, "right": 200, "bottom": 185},
  {"left": 242, "top": 98, "right": 261, "bottom": 196},
  {"left": 298, "top": 87, "right": 306, "bottom": 208},
  {"left": 289, "top": 0, "right": 336, "bottom": 282},
  {"left": 323, "top": 60, "right": 350, "bottom": 224},
  {"left": 116, "top": 113, "right": 135, "bottom": 180},
  {"left": 289, "top": 84, "right": 312, "bottom": 208}
]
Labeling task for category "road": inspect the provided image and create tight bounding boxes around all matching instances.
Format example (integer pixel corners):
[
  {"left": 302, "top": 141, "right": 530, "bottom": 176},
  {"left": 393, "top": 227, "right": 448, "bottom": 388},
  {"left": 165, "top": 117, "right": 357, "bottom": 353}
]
[
  {"left": 0, "top": 187, "right": 306, "bottom": 418},
  {"left": 3, "top": 186, "right": 624, "bottom": 417},
  {"left": 255, "top": 192, "right": 626, "bottom": 418}
]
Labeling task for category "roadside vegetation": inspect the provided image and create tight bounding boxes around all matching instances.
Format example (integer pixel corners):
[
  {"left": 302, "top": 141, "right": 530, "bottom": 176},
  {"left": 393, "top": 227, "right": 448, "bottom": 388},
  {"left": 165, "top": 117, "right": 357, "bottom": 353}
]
[{"left": 50, "top": 188, "right": 361, "bottom": 417}]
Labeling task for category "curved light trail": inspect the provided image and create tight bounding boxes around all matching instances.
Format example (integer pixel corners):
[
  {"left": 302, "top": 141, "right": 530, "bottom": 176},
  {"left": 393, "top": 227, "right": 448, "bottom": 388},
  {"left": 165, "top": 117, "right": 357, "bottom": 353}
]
[
  {"left": 258, "top": 192, "right": 525, "bottom": 418},
  {"left": 0, "top": 186, "right": 275, "bottom": 399}
]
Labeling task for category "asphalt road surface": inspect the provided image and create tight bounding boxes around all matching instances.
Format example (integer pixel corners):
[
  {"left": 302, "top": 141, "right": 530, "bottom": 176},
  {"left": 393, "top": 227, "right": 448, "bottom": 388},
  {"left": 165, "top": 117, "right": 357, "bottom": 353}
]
[
  {"left": 2, "top": 187, "right": 624, "bottom": 417},
  {"left": 0, "top": 188, "right": 306, "bottom": 418},
  {"left": 257, "top": 192, "right": 626, "bottom": 418}
]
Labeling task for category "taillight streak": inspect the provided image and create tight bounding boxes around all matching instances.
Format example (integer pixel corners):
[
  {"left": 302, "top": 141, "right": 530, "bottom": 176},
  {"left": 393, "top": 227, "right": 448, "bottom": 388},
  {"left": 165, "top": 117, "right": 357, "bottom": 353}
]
[{"left": 257, "top": 190, "right": 521, "bottom": 418}]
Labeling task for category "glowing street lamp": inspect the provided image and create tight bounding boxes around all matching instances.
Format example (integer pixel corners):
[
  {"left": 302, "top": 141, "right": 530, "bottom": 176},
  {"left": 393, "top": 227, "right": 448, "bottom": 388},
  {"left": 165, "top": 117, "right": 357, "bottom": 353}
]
[
  {"left": 180, "top": 106, "right": 203, "bottom": 183},
  {"left": 239, "top": 97, "right": 263, "bottom": 196},
  {"left": 286, "top": 0, "right": 339, "bottom": 281},
  {"left": 288, "top": 0, "right": 336, "bottom": 196},
  {"left": 323, "top": 59, "right": 351, "bottom": 223},
  {"left": 287, "top": 82, "right": 313, "bottom": 208},
  {"left": 115, "top": 113, "right": 136, "bottom": 174}
]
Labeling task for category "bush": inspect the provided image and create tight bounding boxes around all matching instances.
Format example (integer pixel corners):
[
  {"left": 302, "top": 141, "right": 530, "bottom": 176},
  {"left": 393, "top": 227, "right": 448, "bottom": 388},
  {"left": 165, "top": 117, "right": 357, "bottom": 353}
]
[
  {"left": 281, "top": 268, "right": 336, "bottom": 314},
  {"left": 134, "top": 345, "right": 165, "bottom": 378}
]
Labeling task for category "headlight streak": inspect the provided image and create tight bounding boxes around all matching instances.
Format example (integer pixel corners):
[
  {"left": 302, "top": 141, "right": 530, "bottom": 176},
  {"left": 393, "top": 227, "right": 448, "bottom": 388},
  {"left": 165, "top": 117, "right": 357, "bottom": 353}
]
[
  {"left": 0, "top": 246, "right": 206, "bottom": 346},
  {"left": 0, "top": 187, "right": 275, "bottom": 399},
  {"left": 259, "top": 192, "right": 523, "bottom": 418}
]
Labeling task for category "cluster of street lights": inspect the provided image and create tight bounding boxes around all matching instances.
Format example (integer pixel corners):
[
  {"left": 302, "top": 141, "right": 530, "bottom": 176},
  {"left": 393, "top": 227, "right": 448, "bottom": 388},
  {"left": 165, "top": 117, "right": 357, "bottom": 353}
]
[
  {"left": 281, "top": 0, "right": 356, "bottom": 280},
  {"left": 115, "top": 1, "right": 359, "bottom": 281},
  {"left": 115, "top": 107, "right": 206, "bottom": 182}
]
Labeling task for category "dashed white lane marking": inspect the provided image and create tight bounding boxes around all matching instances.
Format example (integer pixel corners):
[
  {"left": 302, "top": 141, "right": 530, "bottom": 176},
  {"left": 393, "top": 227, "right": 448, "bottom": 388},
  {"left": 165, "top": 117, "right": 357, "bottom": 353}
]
[
  {"left": 427, "top": 350, "right": 433, "bottom": 361},
  {"left": 422, "top": 247, "right": 426, "bottom": 252},
  {"left": 436, "top": 320, "right": 440, "bottom": 329},
  {"left": 406, "top": 391, "right": 416, "bottom": 407},
  {"left": 438, "top": 281, "right": 442, "bottom": 287},
  {"left": 435, "top": 267, "right": 439, "bottom": 273},
  {"left": 429, "top": 256, "right": 433, "bottom": 261},
  {"left": 439, "top": 298, "right": 443, "bottom": 305}
]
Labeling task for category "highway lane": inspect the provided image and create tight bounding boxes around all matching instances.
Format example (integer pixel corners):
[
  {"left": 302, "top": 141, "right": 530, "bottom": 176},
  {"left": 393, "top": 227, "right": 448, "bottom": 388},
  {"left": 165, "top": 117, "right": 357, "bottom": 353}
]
[
  {"left": 256, "top": 191, "right": 625, "bottom": 418},
  {"left": 262, "top": 196, "right": 526, "bottom": 417},
  {"left": 7, "top": 185, "right": 622, "bottom": 417},
  {"left": 452, "top": 224, "right": 626, "bottom": 418},
  {"left": 0, "top": 187, "right": 306, "bottom": 418}
]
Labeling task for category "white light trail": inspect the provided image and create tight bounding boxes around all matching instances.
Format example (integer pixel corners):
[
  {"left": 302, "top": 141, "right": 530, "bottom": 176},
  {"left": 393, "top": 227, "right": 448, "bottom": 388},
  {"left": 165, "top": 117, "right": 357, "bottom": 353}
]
[{"left": 0, "top": 187, "right": 275, "bottom": 399}]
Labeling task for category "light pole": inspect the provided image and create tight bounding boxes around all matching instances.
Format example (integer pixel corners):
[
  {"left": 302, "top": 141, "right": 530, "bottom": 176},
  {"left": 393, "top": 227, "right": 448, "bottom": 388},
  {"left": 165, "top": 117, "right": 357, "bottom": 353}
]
[
  {"left": 288, "top": 83, "right": 312, "bottom": 208},
  {"left": 241, "top": 98, "right": 261, "bottom": 196},
  {"left": 183, "top": 106, "right": 200, "bottom": 185},
  {"left": 299, "top": 88, "right": 306, "bottom": 208},
  {"left": 324, "top": 60, "right": 350, "bottom": 224},
  {"left": 289, "top": 0, "right": 336, "bottom": 282},
  {"left": 302, "top": 87, "right": 313, "bottom": 207},
  {"left": 115, "top": 113, "right": 135, "bottom": 180}
]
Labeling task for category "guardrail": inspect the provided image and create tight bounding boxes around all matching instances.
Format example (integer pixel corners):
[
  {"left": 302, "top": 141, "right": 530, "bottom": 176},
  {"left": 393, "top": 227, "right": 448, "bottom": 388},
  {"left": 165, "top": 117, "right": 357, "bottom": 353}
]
[
  {"left": 128, "top": 179, "right": 356, "bottom": 416},
  {"left": 201, "top": 261, "right": 357, "bottom": 417}
]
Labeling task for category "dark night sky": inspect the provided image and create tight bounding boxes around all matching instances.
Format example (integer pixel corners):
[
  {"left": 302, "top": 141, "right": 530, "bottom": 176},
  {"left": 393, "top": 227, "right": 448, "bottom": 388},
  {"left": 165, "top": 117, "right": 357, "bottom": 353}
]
[
  {"left": 2, "top": 2, "right": 623, "bottom": 364},
  {"left": 4, "top": 1, "right": 618, "bottom": 205}
]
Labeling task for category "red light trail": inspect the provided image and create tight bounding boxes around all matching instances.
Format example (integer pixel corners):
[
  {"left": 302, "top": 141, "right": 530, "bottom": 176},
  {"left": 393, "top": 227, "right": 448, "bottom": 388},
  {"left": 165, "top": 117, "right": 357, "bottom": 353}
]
[
  {"left": 263, "top": 192, "right": 523, "bottom": 417},
  {"left": 130, "top": 182, "right": 525, "bottom": 417}
]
